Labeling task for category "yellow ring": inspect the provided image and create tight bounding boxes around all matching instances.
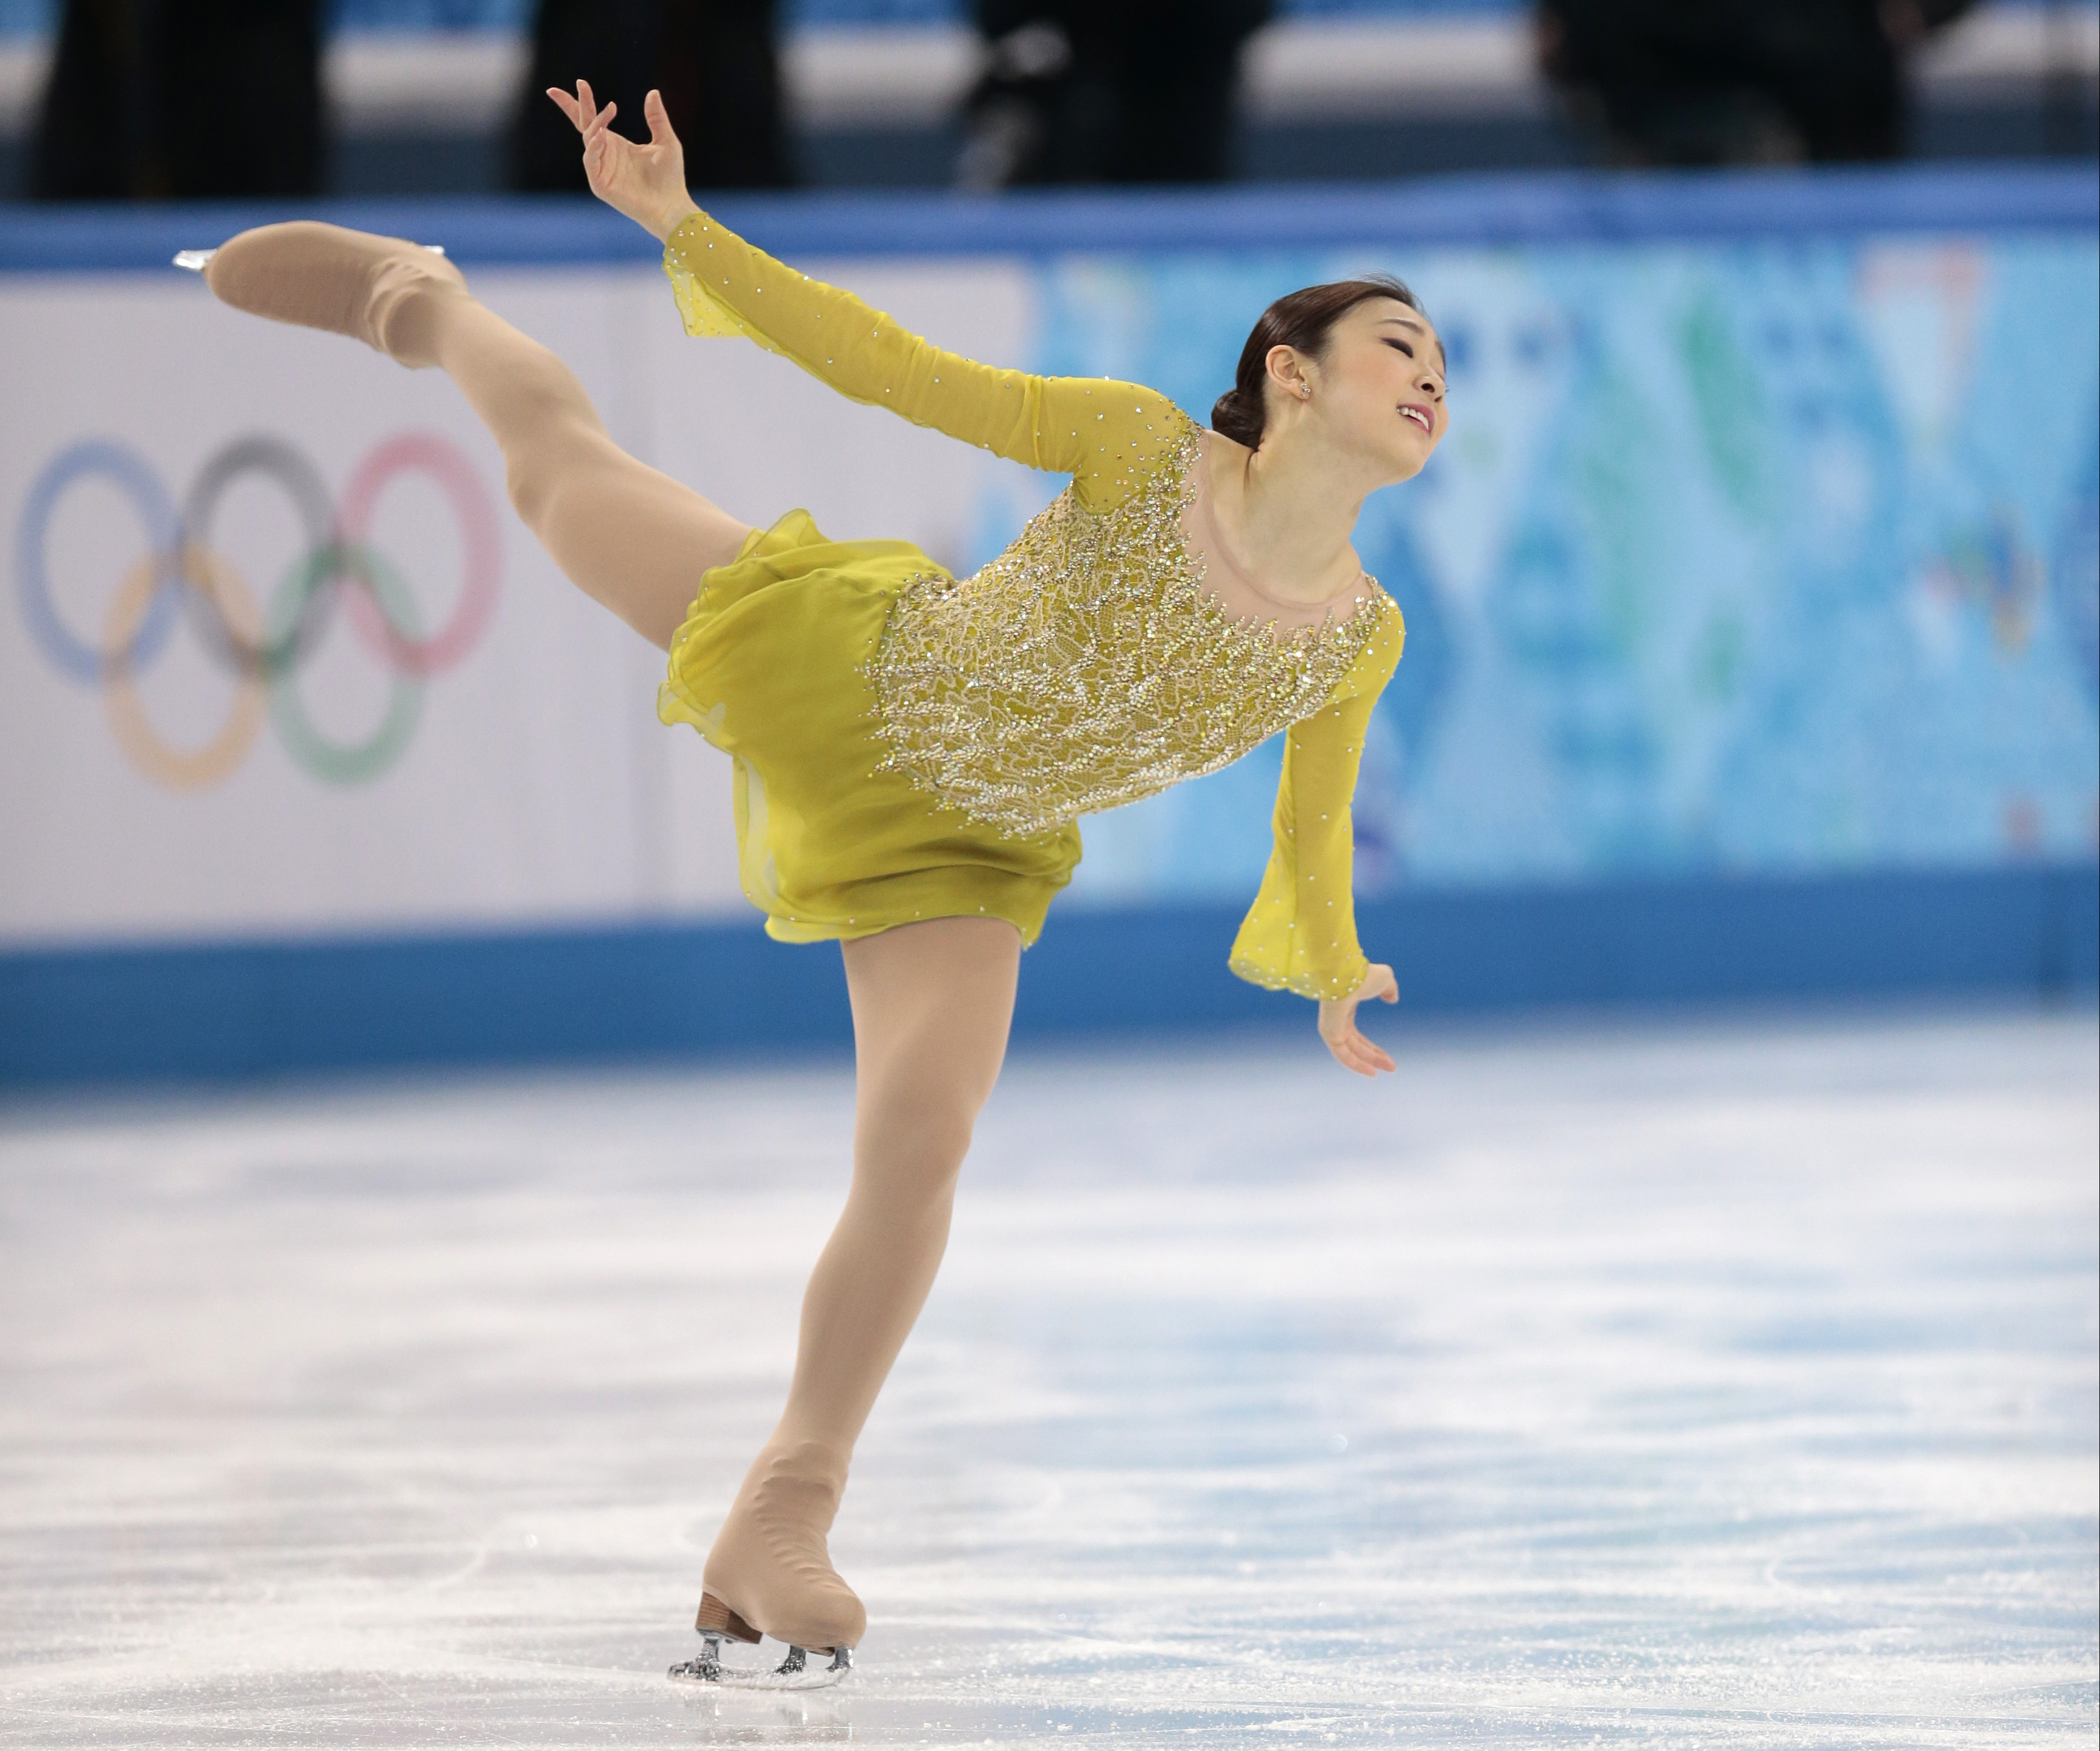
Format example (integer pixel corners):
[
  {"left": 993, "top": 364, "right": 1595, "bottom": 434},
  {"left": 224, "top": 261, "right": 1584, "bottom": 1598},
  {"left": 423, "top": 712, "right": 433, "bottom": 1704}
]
[{"left": 102, "top": 545, "right": 267, "bottom": 791}]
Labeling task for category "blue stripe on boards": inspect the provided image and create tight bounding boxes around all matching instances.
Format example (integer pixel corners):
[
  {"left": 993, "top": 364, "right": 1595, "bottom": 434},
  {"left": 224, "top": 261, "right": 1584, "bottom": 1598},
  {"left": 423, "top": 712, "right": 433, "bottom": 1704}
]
[
  {"left": 1, "top": 163, "right": 2093, "bottom": 275},
  {"left": 0, "top": 919, "right": 854, "bottom": 1085},
  {"left": 2, "top": 864, "right": 2093, "bottom": 1088}
]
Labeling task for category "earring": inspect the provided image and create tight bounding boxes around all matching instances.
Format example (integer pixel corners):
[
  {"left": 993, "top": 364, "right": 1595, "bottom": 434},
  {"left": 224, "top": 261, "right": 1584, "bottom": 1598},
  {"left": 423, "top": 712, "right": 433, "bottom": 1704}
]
[{"left": 1299, "top": 387, "right": 1312, "bottom": 400}]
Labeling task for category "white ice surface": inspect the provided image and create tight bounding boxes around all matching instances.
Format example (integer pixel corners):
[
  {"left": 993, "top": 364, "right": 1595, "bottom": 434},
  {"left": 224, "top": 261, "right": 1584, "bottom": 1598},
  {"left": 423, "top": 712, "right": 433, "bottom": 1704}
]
[{"left": 1, "top": 1010, "right": 2095, "bottom": 1748}]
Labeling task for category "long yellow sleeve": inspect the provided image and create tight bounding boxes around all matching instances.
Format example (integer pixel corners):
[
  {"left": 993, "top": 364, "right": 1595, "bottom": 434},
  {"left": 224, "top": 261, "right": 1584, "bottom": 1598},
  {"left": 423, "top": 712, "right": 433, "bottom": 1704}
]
[
  {"left": 663, "top": 210, "right": 1182, "bottom": 510},
  {"left": 1228, "top": 619, "right": 1403, "bottom": 1001}
]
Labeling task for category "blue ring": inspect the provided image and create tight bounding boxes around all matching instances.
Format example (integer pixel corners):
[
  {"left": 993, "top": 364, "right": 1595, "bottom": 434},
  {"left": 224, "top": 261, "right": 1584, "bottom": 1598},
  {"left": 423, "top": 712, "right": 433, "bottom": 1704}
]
[{"left": 16, "top": 440, "right": 183, "bottom": 685}]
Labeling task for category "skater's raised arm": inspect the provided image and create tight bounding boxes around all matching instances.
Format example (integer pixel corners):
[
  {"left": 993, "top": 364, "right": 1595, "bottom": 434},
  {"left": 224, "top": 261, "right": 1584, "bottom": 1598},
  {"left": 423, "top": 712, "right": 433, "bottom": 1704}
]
[
  {"left": 1228, "top": 619, "right": 1404, "bottom": 1076},
  {"left": 662, "top": 215, "right": 1180, "bottom": 508},
  {"left": 547, "top": 84, "right": 1182, "bottom": 509}
]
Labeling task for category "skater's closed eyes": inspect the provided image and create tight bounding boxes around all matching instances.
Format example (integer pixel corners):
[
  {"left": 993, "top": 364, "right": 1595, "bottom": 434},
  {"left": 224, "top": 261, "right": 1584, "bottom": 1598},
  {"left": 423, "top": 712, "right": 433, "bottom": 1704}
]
[{"left": 183, "top": 79, "right": 1436, "bottom": 1682}]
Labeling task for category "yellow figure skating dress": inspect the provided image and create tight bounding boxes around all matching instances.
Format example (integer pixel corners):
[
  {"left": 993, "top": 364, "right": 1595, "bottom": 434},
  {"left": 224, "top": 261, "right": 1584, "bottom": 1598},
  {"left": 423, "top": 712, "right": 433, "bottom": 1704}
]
[{"left": 656, "top": 211, "right": 1405, "bottom": 1001}]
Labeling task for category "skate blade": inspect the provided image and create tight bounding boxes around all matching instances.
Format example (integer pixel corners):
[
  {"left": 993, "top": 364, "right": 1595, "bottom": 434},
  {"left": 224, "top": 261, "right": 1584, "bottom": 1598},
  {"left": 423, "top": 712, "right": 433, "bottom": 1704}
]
[
  {"left": 669, "top": 1637, "right": 852, "bottom": 1691},
  {"left": 173, "top": 243, "right": 444, "bottom": 273}
]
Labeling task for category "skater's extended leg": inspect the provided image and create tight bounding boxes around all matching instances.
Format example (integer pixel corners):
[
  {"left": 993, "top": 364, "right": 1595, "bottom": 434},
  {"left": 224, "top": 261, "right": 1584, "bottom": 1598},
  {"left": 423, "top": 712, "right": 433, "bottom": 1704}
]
[
  {"left": 412, "top": 293, "right": 750, "bottom": 649},
  {"left": 202, "top": 222, "right": 749, "bottom": 649},
  {"left": 701, "top": 916, "right": 1021, "bottom": 1652}
]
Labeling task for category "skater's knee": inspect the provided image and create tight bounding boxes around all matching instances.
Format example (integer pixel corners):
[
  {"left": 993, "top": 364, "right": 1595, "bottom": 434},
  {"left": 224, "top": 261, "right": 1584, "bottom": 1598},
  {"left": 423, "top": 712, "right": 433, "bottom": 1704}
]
[
  {"left": 502, "top": 421, "right": 610, "bottom": 534},
  {"left": 504, "top": 454, "right": 555, "bottom": 528},
  {"left": 887, "top": 1101, "right": 977, "bottom": 1178},
  {"left": 856, "top": 1085, "right": 978, "bottom": 1193}
]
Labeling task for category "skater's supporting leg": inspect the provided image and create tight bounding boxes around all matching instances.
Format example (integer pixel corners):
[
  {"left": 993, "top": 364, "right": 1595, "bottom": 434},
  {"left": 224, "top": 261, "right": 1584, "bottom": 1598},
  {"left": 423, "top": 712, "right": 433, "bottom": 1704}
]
[
  {"left": 701, "top": 916, "right": 1021, "bottom": 1651},
  {"left": 792, "top": 914, "right": 1020, "bottom": 1450}
]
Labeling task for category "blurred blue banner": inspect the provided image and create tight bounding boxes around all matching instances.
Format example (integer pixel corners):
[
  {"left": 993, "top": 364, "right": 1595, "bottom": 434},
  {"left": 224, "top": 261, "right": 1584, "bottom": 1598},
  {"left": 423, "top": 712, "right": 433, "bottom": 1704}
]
[{"left": 1023, "top": 226, "right": 2099, "bottom": 905}]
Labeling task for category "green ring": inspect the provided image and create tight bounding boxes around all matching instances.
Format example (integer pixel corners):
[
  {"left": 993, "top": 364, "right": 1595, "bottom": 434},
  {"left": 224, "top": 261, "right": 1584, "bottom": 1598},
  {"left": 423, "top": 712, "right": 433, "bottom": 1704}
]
[{"left": 266, "top": 541, "right": 424, "bottom": 786}]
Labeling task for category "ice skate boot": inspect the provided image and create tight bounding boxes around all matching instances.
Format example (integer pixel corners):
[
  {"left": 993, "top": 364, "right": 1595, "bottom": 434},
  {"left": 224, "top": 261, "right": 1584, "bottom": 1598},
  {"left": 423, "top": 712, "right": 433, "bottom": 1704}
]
[
  {"left": 667, "top": 1441, "right": 861, "bottom": 1689},
  {"left": 175, "top": 222, "right": 465, "bottom": 368}
]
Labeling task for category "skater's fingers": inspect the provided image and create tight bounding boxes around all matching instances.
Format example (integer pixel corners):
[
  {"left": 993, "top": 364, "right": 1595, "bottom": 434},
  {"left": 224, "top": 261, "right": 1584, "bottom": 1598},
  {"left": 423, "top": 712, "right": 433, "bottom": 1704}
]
[
  {"left": 1319, "top": 989, "right": 1394, "bottom": 1074},
  {"left": 644, "top": 87, "right": 676, "bottom": 147},
  {"left": 1332, "top": 1038, "right": 1378, "bottom": 1078},
  {"left": 1327, "top": 1020, "right": 1391, "bottom": 1077},
  {"left": 546, "top": 86, "right": 581, "bottom": 129},
  {"left": 576, "top": 78, "right": 596, "bottom": 128}
]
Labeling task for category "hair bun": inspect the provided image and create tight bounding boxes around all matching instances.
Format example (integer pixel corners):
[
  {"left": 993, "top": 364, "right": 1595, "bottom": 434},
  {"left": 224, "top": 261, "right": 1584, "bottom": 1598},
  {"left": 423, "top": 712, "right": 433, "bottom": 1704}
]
[{"left": 1211, "top": 386, "right": 1263, "bottom": 448}]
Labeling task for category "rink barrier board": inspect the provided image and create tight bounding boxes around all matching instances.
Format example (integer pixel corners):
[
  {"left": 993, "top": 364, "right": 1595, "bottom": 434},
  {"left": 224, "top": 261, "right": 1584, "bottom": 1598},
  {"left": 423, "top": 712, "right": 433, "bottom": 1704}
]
[
  {"left": 1, "top": 162, "right": 2095, "bottom": 273},
  {"left": 2, "top": 862, "right": 2093, "bottom": 1087}
]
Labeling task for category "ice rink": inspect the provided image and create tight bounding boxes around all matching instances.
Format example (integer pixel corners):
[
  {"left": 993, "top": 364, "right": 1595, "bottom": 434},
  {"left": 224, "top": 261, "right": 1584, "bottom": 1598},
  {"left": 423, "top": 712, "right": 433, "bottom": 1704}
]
[{"left": 2, "top": 1007, "right": 2095, "bottom": 1748}]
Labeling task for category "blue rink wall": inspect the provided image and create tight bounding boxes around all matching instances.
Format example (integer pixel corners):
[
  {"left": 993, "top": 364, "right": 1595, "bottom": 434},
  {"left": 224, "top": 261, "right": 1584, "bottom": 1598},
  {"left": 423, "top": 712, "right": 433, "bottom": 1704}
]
[
  {"left": 4, "top": 165, "right": 2098, "bottom": 1085},
  {"left": 2, "top": 866, "right": 2096, "bottom": 1083}
]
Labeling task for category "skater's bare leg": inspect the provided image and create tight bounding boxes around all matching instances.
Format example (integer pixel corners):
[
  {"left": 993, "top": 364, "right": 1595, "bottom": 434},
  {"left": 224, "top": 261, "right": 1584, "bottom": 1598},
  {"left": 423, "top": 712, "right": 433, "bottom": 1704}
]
[
  {"left": 701, "top": 917, "right": 1021, "bottom": 1651},
  {"left": 409, "top": 292, "right": 750, "bottom": 650},
  {"left": 201, "top": 222, "right": 748, "bottom": 650},
  {"left": 793, "top": 915, "right": 1020, "bottom": 1447}
]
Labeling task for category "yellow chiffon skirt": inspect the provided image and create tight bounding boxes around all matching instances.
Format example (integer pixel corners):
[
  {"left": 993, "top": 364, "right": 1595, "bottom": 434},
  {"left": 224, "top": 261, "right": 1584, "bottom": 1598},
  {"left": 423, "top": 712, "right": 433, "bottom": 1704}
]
[{"left": 657, "top": 509, "right": 1082, "bottom": 946}]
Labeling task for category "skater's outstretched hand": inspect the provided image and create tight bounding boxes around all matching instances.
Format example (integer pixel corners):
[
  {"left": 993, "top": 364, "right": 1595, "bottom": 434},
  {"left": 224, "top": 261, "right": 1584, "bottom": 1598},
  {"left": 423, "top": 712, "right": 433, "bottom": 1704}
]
[
  {"left": 546, "top": 82, "right": 700, "bottom": 242},
  {"left": 1318, "top": 964, "right": 1399, "bottom": 1077}
]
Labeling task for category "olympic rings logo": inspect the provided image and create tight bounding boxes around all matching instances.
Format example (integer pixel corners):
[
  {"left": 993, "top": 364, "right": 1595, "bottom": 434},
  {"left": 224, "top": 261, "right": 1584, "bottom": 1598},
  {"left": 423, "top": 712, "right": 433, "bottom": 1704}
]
[{"left": 15, "top": 432, "right": 500, "bottom": 789}]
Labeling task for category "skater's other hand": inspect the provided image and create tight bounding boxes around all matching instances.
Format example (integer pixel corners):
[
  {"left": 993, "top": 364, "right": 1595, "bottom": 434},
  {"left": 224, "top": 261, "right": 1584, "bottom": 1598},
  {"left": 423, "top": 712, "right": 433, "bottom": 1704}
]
[
  {"left": 546, "top": 82, "right": 699, "bottom": 242},
  {"left": 1318, "top": 964, "right": 1398, "bottom": 1077}
]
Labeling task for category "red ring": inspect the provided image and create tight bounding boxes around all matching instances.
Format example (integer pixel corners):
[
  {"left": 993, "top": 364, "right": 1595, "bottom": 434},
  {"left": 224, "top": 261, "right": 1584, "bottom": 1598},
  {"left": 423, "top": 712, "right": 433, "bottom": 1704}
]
[{"left": 339, "top": 432, "right": 500, "bottom": 677}]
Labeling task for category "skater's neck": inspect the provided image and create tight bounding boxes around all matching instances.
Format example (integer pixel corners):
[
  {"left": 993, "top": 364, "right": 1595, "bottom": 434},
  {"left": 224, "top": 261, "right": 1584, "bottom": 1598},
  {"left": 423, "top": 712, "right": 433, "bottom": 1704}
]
[{"left": 1201, "top": 425, "right": 1375, "bottom": 611}]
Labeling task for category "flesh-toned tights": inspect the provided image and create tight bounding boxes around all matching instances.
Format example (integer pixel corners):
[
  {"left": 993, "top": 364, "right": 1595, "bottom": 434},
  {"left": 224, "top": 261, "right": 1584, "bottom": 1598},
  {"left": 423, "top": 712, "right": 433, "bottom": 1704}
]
[{"left": 411, "top": 285, "right": 1018, "bottom": 1639}]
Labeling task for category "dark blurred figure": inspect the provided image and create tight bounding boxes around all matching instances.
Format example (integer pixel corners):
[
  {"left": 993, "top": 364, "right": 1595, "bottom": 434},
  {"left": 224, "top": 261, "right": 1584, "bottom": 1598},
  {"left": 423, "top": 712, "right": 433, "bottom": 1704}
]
[
  {"left": 32, "top": 0, "right": 323, "bottom": 199},
  {"left": 957, "top": 0, "right": 1274, "bottom": 188},
  {"left": 1537, "top": 0, "right": 1980, "bottom": 165},
  {"left": 511, "top": 0, "right": 790, "bottom": 192}
]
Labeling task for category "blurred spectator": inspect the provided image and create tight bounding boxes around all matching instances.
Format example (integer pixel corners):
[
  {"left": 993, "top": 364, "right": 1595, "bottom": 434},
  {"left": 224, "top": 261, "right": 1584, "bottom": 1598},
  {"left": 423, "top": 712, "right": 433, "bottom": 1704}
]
[
  {"left": 32, "top": 0, "right": 324, "bottom": 199},
  {"left": 1537, "top": 0, "right": 1981, "bottom": 165},
  {"left": 510, "top": 0, "right": 790, "bottom": 192},
  {"left": 956, "top": 0, "right": 1274, "bottom": 189}
]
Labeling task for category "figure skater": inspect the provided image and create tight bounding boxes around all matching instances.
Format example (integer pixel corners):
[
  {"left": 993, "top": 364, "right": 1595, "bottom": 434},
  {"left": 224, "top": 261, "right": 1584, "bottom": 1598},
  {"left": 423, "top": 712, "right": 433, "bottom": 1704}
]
[{"left": 182, "top": 79, "right": 1444, "bottom": 1686}]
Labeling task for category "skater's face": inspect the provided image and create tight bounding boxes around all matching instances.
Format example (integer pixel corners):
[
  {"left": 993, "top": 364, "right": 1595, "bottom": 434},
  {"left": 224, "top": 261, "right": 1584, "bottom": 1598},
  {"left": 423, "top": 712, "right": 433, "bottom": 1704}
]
[{"left": 1275, "top": 297, "right": 1447, "bottom": 481}]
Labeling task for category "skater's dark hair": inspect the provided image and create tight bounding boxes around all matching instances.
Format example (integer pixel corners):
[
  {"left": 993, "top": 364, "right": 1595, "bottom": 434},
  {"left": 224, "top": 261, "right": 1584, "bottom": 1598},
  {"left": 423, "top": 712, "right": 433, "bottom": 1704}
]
[{"left": 1211, "top": 274, "right": 1427, "bottom": 451}]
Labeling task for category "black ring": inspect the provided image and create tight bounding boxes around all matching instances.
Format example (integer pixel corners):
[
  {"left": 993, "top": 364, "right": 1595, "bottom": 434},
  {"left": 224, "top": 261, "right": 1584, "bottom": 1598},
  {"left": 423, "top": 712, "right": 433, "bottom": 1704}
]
[{"left": 179, "top": 434, "right": 338, "bottom": 680}]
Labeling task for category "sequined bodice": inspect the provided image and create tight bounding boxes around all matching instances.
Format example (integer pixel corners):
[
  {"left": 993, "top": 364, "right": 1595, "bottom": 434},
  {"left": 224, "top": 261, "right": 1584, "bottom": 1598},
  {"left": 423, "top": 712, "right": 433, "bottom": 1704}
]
[
  {"left": 871, "top": 421, "right": 1393, "bottom": 839},
  {"left": 660, "top": 208, "right": 1406, "bottom": 1001}
]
